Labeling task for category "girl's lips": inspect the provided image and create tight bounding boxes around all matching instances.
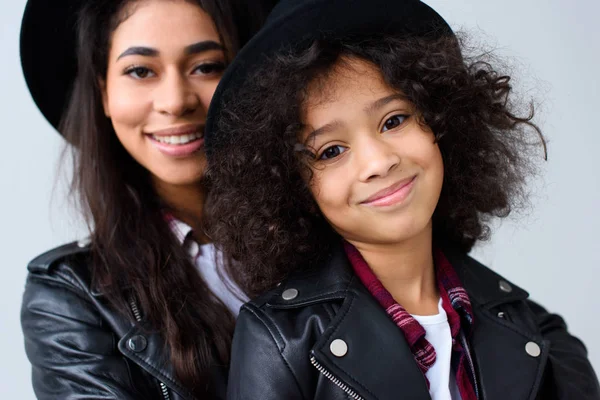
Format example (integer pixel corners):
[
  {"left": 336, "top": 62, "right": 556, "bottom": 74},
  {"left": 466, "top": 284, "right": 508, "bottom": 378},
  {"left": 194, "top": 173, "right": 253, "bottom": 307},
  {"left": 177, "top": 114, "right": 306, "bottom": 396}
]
[
  {"left": 361, "top": 176, "right": 417, "bottom": 207},
  {"left": 148, "top": 135, "right": 205, "bottom": 158}
]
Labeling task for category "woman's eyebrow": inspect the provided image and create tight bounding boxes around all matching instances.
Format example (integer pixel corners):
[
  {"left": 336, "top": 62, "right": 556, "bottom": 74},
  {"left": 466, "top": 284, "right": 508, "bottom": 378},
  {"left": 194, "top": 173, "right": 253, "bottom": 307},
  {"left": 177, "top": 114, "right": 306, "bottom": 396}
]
[
  {"left": 184, "top": 40, "right": 224, "bottom": 55},
  {"left": 117, "top": 46, "right": 158, "bottom": 60},
  {"left": 116, "top": 41, "right": 223, "bottom": 61}
]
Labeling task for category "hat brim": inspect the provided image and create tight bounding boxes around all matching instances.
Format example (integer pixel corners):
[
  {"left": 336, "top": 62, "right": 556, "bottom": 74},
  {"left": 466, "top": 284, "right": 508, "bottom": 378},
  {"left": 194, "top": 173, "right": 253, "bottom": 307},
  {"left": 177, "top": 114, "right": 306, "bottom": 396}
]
[
  {"left": 205, "top": 0, "right": 452, "bottom": 155},
  {"left": 20, "top": 0, "right": 80, "bottom": 133}
]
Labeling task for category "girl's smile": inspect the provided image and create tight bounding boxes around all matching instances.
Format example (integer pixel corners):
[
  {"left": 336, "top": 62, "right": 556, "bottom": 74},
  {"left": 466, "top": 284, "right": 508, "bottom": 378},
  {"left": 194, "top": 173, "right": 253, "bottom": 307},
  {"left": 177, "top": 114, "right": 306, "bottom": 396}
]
[{"left": 360, "top": 175, "right": 417, "bottom": 208}]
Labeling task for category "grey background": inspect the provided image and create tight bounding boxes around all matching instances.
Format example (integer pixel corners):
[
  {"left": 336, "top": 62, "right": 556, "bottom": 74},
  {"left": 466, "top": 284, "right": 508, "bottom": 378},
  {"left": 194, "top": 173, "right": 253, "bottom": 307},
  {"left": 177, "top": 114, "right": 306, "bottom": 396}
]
[{"left": 1, "top": 0, "right": 598, "bottom": 397}]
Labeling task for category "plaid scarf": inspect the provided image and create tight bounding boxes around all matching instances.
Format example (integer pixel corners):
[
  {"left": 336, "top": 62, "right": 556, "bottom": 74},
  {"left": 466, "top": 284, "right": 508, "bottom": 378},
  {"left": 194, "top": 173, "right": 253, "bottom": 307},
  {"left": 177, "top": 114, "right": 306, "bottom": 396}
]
[{"left": 343, "top": 241, "right": 478, "bottom": 400}]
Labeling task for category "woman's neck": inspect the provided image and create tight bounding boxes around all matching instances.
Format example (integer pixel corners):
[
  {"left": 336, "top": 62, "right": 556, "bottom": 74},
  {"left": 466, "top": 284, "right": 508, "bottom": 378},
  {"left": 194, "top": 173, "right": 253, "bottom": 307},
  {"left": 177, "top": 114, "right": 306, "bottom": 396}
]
[
  {"left": 153, "top": 179, "right": 209, "bottom": 243},
  {"left": 348, "top": 223, "right": 439, "bottom": 315}
]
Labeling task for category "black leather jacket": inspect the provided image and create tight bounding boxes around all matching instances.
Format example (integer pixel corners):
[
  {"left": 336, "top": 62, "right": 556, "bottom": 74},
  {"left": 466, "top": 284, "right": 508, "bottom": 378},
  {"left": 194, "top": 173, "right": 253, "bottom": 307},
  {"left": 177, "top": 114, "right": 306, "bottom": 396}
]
[
  {"left": 228, "top": 244, "right": 600, "bottom": 400},
  {"left": 21, "top": 241, "right": 226, "bottom": 400}
]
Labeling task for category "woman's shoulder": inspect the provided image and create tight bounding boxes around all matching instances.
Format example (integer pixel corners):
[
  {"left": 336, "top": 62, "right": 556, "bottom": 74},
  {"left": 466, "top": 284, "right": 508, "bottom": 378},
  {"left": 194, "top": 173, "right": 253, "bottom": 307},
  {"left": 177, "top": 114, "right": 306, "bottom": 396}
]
[
  {"left": 21, "top": 238, "right": 127, "bottom": 341},
  {"left": 26, "top": 238, "right": 94, "bottom": 295}
]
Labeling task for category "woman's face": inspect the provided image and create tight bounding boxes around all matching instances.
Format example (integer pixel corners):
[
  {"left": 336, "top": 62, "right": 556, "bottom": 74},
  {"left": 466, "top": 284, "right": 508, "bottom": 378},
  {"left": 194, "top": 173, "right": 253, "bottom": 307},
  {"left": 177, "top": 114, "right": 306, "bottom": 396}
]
[
  {"left": 101, "top": 0, "right": 225, "bottom": 187},
  {"left": 299, "top": 58, "right": 444, "bottom": 248}
]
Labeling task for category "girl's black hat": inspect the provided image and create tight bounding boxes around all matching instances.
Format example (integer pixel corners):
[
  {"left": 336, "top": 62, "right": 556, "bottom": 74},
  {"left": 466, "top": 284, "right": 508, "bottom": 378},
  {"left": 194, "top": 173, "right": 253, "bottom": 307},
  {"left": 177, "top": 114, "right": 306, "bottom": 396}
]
[
  {"left": 19, "top": 0, "right": 279, "bottom": 135},
  {"left": 205, "top": 0, "right": 453, "bottom": 155}
]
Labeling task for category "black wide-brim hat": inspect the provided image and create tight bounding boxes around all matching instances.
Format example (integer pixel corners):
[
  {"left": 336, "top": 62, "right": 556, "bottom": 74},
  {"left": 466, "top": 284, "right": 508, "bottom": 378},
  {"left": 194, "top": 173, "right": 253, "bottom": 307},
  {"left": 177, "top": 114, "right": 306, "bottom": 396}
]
[
  {"left": 19, "top": 0, "right": 279, "bottom": 136},
  {"left": 205, "top": 0, "right": 453, "bottom": 156},
  {"left": 20, "top": 0, "right": 80, "bottom": 132}
]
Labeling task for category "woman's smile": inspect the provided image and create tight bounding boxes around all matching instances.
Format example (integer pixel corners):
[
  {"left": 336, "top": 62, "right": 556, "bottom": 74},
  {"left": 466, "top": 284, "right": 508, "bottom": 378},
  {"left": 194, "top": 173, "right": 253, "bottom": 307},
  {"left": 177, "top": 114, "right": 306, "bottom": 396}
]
[{"left": 146, "top": 123, "right": 205, "bottom": 157}]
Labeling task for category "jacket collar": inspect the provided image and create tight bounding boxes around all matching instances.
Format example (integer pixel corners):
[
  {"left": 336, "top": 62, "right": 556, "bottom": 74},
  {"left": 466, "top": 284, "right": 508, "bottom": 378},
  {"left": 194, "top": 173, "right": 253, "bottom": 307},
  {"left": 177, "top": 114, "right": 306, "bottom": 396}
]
[
  {"left": 268, "top": 242, "right": 547, "bottom": 400},
  {"left": 268, "top": 241, "right": 529, "bottom": 310},
  {"left": 311, "top": 274, "right": 431, "bottom": 399}
]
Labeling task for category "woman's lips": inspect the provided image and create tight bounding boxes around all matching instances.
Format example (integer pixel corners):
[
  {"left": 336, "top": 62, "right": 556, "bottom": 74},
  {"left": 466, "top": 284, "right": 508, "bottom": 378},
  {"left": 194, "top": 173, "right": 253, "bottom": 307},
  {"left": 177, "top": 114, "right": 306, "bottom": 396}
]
[
  {"left": 146, "top": 124, "right": 205, "bottom": 158},
  {"left": 361, "top": 176, "right": 417, "bottom": 207},
  {"left": 149, "top": 136, "right": 205, "bottom": 158}
]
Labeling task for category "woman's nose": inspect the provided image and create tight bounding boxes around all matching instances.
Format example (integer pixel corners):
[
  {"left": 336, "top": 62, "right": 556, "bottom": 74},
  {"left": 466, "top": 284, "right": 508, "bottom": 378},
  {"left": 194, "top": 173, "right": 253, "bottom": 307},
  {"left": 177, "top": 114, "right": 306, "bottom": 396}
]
[{"left": 153, "top": 73, "right": 201, "bottom": 117}]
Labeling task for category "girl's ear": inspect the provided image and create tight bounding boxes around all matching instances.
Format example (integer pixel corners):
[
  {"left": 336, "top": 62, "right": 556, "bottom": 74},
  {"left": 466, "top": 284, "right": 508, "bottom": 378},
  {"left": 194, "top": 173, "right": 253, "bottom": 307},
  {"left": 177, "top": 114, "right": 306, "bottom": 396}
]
[{"left": 99, "top": 78, "right": 110, "bottom": 118}]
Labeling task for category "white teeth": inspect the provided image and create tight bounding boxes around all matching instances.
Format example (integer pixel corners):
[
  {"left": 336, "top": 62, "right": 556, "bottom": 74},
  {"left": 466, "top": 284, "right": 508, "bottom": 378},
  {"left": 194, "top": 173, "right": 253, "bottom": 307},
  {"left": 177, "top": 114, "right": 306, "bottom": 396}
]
[{"left": 151, "top": 131, "right": 203, "bottom": 145}]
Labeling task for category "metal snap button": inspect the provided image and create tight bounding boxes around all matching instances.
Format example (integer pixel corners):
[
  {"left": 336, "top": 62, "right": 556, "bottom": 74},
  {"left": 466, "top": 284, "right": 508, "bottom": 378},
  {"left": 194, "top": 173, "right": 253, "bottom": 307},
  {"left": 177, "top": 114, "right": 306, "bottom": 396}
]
[
  {"left": 499, "top": 280, "right": 513, "bottom": 293},
  {"left": 282, "top": 288, "right": 299, "bottom": 300},
  {"left": 127, "top": 335, "right": 147, "bottom": 352},
  {"left": 525, "top": 341, "right": 541, "bottom": 357},
  {"left": 330, "top": 339, "right": 348, "bottom": 357},
  {"left": 497, "top": 311, "right": 505, "bottom": 319}
]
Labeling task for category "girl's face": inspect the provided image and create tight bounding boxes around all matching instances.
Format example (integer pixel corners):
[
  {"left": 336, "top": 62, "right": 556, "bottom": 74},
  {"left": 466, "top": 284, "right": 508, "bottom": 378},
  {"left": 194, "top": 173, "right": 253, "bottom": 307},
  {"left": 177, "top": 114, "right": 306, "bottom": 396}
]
[
  {"left": 300, "top": 58, "right": 444, "bottom": 247},
  {"left": 101, "top": 0, "right": 225, "bottom": 187}
]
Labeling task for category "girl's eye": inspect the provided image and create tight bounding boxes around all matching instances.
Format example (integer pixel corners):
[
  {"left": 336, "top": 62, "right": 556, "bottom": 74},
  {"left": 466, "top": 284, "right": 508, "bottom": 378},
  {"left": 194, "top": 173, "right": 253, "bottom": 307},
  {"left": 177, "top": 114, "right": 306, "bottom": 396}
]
[
  {"left": 193, "top": 62, "right": 226, "bottom": 75},
  {"left": 125, "top": 66, "right": 155, "bottom": 79},
  {"left": 382, "top": 114, "right": 408, "bottom": 132},
  {"left": 318, "top": 145, "right": 347, "bottom": 160}
]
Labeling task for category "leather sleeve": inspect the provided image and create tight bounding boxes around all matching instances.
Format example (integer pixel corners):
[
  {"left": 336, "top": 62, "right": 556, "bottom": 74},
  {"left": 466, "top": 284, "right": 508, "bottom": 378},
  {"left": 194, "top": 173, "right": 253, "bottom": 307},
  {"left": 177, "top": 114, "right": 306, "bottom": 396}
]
[
  {"left": 21, "top": 272, "right": 145, "bottom": 400},
  {"left": 527, "top": 300, "right": 600, "bottom": 400},
  {"left": 227, "top": 305, "right": 305, "bottom": 400}
]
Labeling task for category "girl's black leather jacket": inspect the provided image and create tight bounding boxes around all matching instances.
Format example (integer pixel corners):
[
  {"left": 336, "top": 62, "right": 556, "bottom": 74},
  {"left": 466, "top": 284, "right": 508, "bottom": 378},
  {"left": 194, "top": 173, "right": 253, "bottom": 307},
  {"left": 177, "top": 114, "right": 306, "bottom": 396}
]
[{"left": 227, "top": 243, "right": 600, "bottom": 400}]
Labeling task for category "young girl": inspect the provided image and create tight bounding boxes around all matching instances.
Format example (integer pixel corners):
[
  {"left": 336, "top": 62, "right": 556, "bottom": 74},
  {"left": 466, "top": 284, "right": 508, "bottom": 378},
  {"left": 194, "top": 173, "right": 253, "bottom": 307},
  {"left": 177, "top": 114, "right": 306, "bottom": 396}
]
[
  {"left": 204, "top": 0, "right": 600, "bottom": 399},
  {"left": 19, "top": 0, "right": 273, "bottom": 398}
]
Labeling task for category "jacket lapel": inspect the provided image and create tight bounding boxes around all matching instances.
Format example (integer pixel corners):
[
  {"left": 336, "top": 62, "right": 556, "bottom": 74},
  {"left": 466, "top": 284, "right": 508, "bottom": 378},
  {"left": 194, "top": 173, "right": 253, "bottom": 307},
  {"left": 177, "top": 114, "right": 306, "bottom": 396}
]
[
  {"left": 310, "top": 276, "right": 431, "bottom": 400},
  {"left": 448, "top": 250, "right": 549, "bottom": 400},
  {"left": 118, "top": 324, "right": 197, "bottom": 400},
  {"left": 470, "top": 306, "right": 549, "bottom": 400}
]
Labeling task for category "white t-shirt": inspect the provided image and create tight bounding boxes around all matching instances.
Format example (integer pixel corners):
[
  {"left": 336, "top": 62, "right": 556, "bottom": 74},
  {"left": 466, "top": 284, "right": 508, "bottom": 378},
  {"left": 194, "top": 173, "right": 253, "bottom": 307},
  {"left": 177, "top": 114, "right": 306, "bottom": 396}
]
[
  {"left": 411, "top": 299, "right": 462, "bottom": 400},
  {"left": 167, "top": 217, "right": 248, "bottom": 317}
]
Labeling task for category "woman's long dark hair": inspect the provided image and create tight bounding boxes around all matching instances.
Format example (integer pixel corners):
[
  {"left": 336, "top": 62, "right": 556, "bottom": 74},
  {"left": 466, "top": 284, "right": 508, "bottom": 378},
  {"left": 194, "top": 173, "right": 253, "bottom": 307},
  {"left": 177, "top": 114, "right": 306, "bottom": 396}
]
[{"left": 60, "top": 0, "right": 268, "bottom": 395}]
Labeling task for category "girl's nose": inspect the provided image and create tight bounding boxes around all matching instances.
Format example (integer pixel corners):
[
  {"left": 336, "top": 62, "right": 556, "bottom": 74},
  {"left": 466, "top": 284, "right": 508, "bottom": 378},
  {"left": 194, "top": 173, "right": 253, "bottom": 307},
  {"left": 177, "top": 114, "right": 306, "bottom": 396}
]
[{"left": 357, "top": 135, "right": 400, "bottom": 181}]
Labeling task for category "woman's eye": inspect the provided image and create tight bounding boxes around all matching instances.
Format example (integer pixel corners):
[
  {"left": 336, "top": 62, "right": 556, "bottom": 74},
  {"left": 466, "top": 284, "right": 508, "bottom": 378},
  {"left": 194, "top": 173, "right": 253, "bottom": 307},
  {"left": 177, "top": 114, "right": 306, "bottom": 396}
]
[
  {"left": 318, "top": 145, "right": 347, "bottom": 160},
  {"left": 125, "top": 66, "right": 155, "bottom": 79},
  {"left": 193, "top": 62, "right": 226, "bottom": 75},
  {"left": 382, "top": 114, "right": 408, "bottom": 132}
]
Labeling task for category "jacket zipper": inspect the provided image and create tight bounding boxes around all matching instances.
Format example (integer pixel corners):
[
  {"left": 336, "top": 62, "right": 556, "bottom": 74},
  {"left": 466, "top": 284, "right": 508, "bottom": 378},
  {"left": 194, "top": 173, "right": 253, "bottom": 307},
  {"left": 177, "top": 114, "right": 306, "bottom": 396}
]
[
  {"left": 459, "top": 332, "right": 480, "bottom": 399},
  {"left": 310, "top": 355, "right": 363, "bottom": 400},
  {"left": 129, "top": 298, "right": 172, "bottom": 400}
]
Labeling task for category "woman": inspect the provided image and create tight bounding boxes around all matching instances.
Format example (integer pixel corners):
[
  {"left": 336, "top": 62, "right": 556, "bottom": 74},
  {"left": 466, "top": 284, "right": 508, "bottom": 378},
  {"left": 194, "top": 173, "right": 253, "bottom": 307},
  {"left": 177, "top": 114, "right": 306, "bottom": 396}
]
[
  {"left": 19, "top": 0, "right": 273, "bottom": 399},
  {"left": 204, "top": 0, "right": 600, "bottom": 398}
]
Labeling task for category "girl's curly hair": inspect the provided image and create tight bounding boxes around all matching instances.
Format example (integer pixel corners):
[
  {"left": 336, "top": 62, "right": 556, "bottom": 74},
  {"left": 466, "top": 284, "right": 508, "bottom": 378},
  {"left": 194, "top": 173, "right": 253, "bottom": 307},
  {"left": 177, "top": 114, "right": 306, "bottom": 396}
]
[{"left": 206, "top": 33, "right": 546, "bottom": 297}]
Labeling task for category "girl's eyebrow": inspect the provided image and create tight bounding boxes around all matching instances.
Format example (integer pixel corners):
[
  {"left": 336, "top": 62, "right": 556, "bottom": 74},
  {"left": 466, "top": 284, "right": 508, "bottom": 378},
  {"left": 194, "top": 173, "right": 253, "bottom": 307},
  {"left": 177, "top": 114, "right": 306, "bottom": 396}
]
[
  {"left": 364, "top": 93, "right": 407, "bottom": 116},
  {"left": 304, "top": 94, "right": 407, "bottom": 143},
  {"left": 304, "top": 120, "right": 344, "bottom": 143}
]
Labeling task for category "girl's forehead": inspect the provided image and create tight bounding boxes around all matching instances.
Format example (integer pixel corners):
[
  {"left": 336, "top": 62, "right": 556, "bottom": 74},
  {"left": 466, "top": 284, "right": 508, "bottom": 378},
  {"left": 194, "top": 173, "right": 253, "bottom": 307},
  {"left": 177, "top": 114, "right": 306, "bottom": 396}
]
[
  {"left": 302, "top": 57, "right": 401, "bottom": 122},
  {"left": 303, "top": 58, "right": 386, "bottom": 110}
]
